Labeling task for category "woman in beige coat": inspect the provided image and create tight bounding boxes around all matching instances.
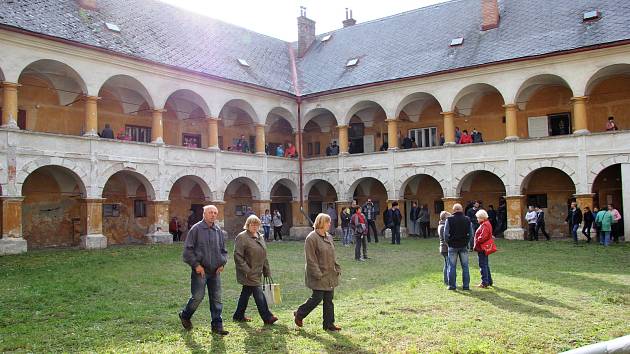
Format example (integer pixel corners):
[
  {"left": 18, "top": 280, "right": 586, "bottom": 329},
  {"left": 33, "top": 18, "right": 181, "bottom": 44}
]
[
  {"left": 232, "top": 215, "right": 278, "bottom": 324},
  {"left": 293, "top": 213, "right": 342, "bottom": 331}
]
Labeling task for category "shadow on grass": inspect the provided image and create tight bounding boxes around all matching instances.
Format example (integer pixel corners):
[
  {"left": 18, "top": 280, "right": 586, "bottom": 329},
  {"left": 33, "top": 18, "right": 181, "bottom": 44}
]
[
  {"left": 493, "top": 286, "right": 577, "bottom": 311},
  {"left": 459, "top": 289, "right": 561, "bottom": 319},
  {"left": 180, "top": 330, "right": 225, "bottom": 354},
  {"left": 295, "top": 328, "right": 372, "bottom": 354},
  {"left": 235, "top": 321, "right": 289, "bottom": 353}
]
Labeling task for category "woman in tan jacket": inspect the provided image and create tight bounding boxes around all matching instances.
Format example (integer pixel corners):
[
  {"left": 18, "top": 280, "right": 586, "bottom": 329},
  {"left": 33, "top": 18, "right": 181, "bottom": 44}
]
[
  {"left": 232, "top": 215, "right": 278, "bottom": 325},
  {"left": 293, "top": 213, "right": 342, "bottom": 331}
]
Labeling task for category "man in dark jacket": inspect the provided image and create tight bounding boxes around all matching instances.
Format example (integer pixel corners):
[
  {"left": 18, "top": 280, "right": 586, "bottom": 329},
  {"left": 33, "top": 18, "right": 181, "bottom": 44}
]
[
  {"left": 388, "top": 202, "right": 403, "bottom": 244},
  {"left": 100, "top": 123, "right": 115, "bottom": 139},
  {"left": 409, "top": 202, "right": 420, "bottom": 237},
  {"left": 362, "top": 199, "right": 379, "bottom": 243},
  {"left": 535, "top": 206, "right": 550, "bottom": 241},
  {"left": 179, "top": 205, "right": 229, "bottom": 335},
  {"left": 381, "top": 205, "right": 392, "bottom": 236},
  {"left": 565, "top": 201, "right": 583, "bottom": 245},
  {"left": 466, "top": 201, "right": 481, "bottom": 250},
  {"left": 444, "top": 203, "right": 474, "bottom": 290},
  {"left": 418, "top": 204, "right": 430, "bottom": 238}
]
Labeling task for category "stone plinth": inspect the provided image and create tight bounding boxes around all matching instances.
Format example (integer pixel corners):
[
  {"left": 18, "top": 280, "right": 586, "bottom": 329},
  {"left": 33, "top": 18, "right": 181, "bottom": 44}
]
[
  {"left": 505, "top": 195, "right": 526, "bottom": 240},
  {"left": 0, "top": 238, "right": 28, "bottom": 255},
  {"left": 146, "top": 201, "right": 172, "bottom": 244},
  {"left": 80, "top": 234, "right": 108, "bottom": 249},
  {"left": 80, "top": 198, "right": 107, "bottom": 250}
]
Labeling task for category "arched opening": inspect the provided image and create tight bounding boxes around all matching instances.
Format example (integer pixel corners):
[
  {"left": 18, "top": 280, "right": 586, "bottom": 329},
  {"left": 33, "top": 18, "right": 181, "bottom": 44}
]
[
  {"left": 345, "top": 101, "right": 387, "bottom": 154},
  {"left": 306, "top": 180, "right": 338, "bottom": 222},
  {"left": 101, "top": 171, "right": 155, "bottom": 244},
  {"left": 266, "top": 107, "right": 296, "bottom": 157},
  {"left": 163, "top": 90, "right": 210, "bottom": 148},
  {"left": 224, "top": 177, "right": 260, "bottom": 237},
  {"left": 401, "top": 174, "right": 445, "bottom": 235},
  {"left": 168, "top": 176, "right": 211, "bottom": 241},
  {"left": 458, "top": 170, "right": 506, "bottom": 215},
  {"left": 397, "top": 93, "right": 444, "bottom": 149},
  {"left": 98, "top": 75, "right": 154, "bottom": 142},
  {"left": 21, "top": 166, "right": 86, "bottom": 248},
  {"left": 16, "top": 59, "right": 87, "bottom": 134},
  {"left": 521, "top": 167, "right": 576, "bottom": 237},
  {"left": 585, "top": 64, "right": 630, "bottom": 133},
  {"left": 270, "top": 180, "right": 295, "bottom": 235},
  {"left": 516, "top": 75, "right": 573, "bottom": 138},
  {"left": 218, "top": 99, "right": 257, "bottom": 153},
  {"left": 302, "top": 108, "right": 338, "bottom": 158},
  {"left": 452, "top": 83, "right": 505, "bottom": 143},
  {"left": 592, "top": 164, "right": 623, "bottom": 239},
  {"left": 349, "top": 177, "right": 388, "bottom": 231}
]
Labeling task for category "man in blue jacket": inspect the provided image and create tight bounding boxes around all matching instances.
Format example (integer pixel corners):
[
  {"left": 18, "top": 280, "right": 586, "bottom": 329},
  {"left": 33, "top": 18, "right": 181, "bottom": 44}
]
[{"left": 179, "top": 205, "right": 229, "bottom": 335}]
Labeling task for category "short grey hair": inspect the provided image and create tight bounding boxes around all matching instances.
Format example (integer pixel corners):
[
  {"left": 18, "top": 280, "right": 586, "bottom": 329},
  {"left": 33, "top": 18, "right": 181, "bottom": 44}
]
[
  {"left": 452, "top": 203, "right": 463, "bottom": 212},
  {"left": 475, "top": 209, "right": 489, "bottom": 220}
]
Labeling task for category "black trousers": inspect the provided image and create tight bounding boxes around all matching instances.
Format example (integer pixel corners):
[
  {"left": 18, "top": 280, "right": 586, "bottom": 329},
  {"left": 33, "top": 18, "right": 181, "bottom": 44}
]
[
  {"left": 536, "top": 223, "right": 550, "bottom": 240},
  {"left": 296, "top": 289, "right": 335, "bottom": 329},
  {"left": 528, "top": 223, "right": 538, "bottom": 240},
  {"left": 273, "top": 226, "right": 282, "bottom": 240},
  {"left": 366, "top": 220, "right": 378, "bottom": 242},
  {"left": 582, "top": 223, "right": 592, "bottom": 241},
  {"left": 233, "top": 285, "right": 272, "bottom": 322},
  {"left": 420, "top": 222, "right": 430, "bottom": 238}
]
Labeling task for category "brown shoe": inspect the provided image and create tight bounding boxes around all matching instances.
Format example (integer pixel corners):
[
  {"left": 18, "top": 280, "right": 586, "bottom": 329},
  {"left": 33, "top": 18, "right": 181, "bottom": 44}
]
[
  {"left": 211, "top": 327, "right": 229, "bottom": 335},
  {"left": 178, "top": 312, "right": 192, "bottom": 331},
  {"left": 325, "top": 324, "right": 341, "bottom": 332},
  {"left": 476, "top": 283, "right": 488, "bottom": 288},
  {"left": 264, "top": 315, "right": 278, "bottom": 325},
  {"left": 293, "top": 311, "right": 303, "bottom": 327},
  {"left": 233, "top": 316, "right": 252, "bottom": 322}
]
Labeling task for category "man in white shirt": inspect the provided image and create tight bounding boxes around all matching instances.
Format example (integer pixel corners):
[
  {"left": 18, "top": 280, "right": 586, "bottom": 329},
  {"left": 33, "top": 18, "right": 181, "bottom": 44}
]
[{"left": 525, "top": 206, "right": 538, "bottom": 241}]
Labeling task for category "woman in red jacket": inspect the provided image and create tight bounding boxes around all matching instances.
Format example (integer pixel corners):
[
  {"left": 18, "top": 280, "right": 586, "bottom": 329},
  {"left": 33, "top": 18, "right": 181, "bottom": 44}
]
[{"left": 473, "top": 209, "right": 495, "bottom": 288}]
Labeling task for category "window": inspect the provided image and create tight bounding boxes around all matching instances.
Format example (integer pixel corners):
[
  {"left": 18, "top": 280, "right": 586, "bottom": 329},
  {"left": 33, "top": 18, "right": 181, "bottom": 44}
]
[
  {"left": 450, "top": 37, "right": 464, "bottom": 46},
  {"left": 125, "top": 125, "right": 151, "bottom": 143},
  {"left": 103, "top": 204, "right": 120, "bottom": 217},
  {"left": 321, "top": 34, "right": 332, "bottom": 42},
  {"left": 307, "top": 142, "right": 313, "bottom": 157},
  {"left": 314, "top": 142, "right": 321, "bottom": 155},
  {"left": 237, "top": 58, "right": 250, "bottom": 67},
  {"left": 105, "top": 22, "right": 121, "bottom": 32},
  {"left": 408, "top": 127, "right": 438, "bottom": 148},
  {"left": 548, "top": 113, "right": 571, "bottom": 136},
  {"left": 346, "top": 58, "right": 359, "bottom": 67},
  {"left": 527, "top": 194, "right": 548, "bottom": 209},
  {"left": 134, "top": 200, "right": 147, "bottom": 218},
  {"left": 182, "top": 133, "right": 201, "bottom": 148}
]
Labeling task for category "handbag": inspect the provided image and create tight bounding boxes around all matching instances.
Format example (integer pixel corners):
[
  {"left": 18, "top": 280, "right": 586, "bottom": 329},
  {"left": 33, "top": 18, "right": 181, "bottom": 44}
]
[
  {"left": 483, "top": 241, "right": 497, "bottom": 256},
  {"left": 262, "top": 276, "right": 282, "bottom": 305}
]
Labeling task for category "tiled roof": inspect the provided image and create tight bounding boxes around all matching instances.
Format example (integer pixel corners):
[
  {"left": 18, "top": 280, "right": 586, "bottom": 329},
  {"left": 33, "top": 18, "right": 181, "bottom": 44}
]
[
  {"left": 1, "top": 0, "right": 629, "bottom": 96},
  {"left": 297, "top": 0, "right": 630, "bottom": 95},
  {"left": 0, "top": 0, "right": 295, "bottom": 94}
]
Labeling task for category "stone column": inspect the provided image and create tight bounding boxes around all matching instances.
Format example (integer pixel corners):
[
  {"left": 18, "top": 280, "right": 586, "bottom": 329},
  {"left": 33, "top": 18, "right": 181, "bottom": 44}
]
[
  {"left": 291, "top": 201, "right": 309, "bottom": 226},
  {"left": 0, "top": 197, "right": 27, "bottom": 255},
  {"left": 622, "top": 163, "right": 630, "bottom": 241},
  {"left": 80, "top": 198, "right": 107, "bottom": 249},
  {"left": 503, "top": 104, "right": 519, "bottom": 140},
  {"left": 574, "top": 194, "right": 595, "bottom": 211},
  {"left": 441, "top": 111, "right": 455, "bottom": 145},
  {"left": 208, "top": 117, "right": 219, "bottom": 150},
  {"left": 252, "top": 200, "right": 271, "bottom": 217},
  {"left": 255, "top": 124, "right": 266, "bottom": 155},
  {"left": 504, "top": 195, "right": 526, "bottom": 240},
  {"left": 571, "top": 96, "right": 590, "bottom": 135},
  {"left": 146, "top": 200, "right": 172, "bottom": 244},
  {"left": 83, "top": 95, "right": 100, "bottom": 137},
  {"left": 338, "top": 125, "right": 349, "bottom": 154},
  {"left": 151, "top": 109, "right": 166, "bottom": 144},
  {"left": 1, "top": 82, "right": 20, "bottom": 129},
  {"left": 212, "top": 200, "right": 226, "bottom": 227},
  {"left": 442, "top": 197, "right": 463, "bottom": 213},
  {"left": 386, "top": 118, "right": 398, "bottom": 150}
]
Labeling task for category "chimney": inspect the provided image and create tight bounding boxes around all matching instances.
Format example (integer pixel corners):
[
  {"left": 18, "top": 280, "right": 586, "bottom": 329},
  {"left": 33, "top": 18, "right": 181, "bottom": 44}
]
[
  {"left": 77, "top": 0, "right": 98, "bottom": 11},
  {"left": 481, "top": 0, "right": 500, "bottom": 31},
  {"left": 297, "top": 6, "right": 316, "bottom": 58},
  {"left": 342, "top": 8, "right": 356, "bottom": 28}
]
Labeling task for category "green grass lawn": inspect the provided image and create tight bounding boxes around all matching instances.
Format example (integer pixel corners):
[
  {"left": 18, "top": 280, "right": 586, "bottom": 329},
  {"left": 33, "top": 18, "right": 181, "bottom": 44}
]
[{"left": 0, "top": 238, "right": 628, "bottom": 353}]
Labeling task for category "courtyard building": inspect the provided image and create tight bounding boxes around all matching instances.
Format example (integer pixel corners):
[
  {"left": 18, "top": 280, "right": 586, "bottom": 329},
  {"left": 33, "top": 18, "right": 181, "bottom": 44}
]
[{"left": 1, "top": 0, "right": 630, "bottom": 254}]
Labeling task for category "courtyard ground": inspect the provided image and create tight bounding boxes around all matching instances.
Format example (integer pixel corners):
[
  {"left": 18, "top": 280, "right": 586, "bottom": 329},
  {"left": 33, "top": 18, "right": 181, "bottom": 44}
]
[{"left": 0, "top": 238, "right": 628, "bottom": 353}]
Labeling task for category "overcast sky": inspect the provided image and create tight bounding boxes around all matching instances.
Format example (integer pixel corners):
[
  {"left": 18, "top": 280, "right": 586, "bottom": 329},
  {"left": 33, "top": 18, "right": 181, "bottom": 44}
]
[{"left": 158, "top": 0, "right": 449, "bottom": 41}]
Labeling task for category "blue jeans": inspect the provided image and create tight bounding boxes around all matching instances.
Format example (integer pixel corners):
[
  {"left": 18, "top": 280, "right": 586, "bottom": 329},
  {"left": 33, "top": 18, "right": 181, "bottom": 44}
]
[
  {"left": 342, "top": 227, "right": 352, "bottom": 245},
  {"left": 441, "top": 252, "right": 448, "bottom": 285},
  {"left": 601, "top": 231, "right": 611, "bottom": 246},
  {"left": 477, "top": 251, "right": 493, "bottom": 286},
  {"left": 447, "top": 247, "right": 470, "bottom": 289},
  {"left": 181, "top": 271, "right": 223, "bottom": 329},
  {"left": 571, "top": 224, "right": 580, "bottom": 243},
  {"left": 233, "top": 285, "right": 273, "bottom": 321},
  {"left": 262, "top": 226, "right": 271, "bottom": 241},
  {"left": 391, "top": 225, "right": 401, "bottom": 244}
]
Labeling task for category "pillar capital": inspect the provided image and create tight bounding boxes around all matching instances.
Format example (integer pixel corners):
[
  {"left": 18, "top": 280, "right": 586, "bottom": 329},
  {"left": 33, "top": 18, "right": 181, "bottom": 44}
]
[
  {"left": 504, "top": 194, "right": 525, "bottom": 201},
  {"left": 440, "top": 111, "right": 455, "bottom": 117},
  {"left": 82, "top": 198, "right": 106, "bottom": 204},
  {"left": 1, "top": 81, "right": 20, "bottom": 89},
  {"left": 148, "top": 200, "right": 171, "bottom": 206},
  {"left": 152, "top": 108, "right": 167, "bottom": 114},
  {"left": 570, "top": 96, "right": 588, "bottom": 102},
  {"left": 502, "top": 103, "right": 518, "bottom": 110},
  {"left": 210, "top": 200, "right": 226, "bottom": 205},
  {"left": 82, "top": 95, "right": 101, "bottom": 102}
]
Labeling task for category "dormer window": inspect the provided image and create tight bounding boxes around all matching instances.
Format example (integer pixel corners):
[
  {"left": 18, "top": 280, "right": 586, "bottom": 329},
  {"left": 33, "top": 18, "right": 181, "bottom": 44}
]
[
  {"left": 450, "top": 37, "right": 464, "bottom": 46},
  {"left": 237, "top": 58, "right": 250, "bottom": 67},
  {"left": 583, "top": 10, "right": 601, "bottom": 22},
  {"left": 105, "top": 22, "right": 121, "bottom": 32},
  {"left": 346, "top": 58, "right": 359, "bottom": 67}
]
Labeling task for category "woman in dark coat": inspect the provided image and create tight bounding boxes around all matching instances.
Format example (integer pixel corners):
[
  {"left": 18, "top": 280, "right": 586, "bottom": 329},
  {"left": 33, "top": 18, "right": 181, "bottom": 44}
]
[
  {"left": 294, "top": 213, "right": 342, "bottom": 331},
  {"left": 232, "top": 215, "right": 278, "bottom": 324}
]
